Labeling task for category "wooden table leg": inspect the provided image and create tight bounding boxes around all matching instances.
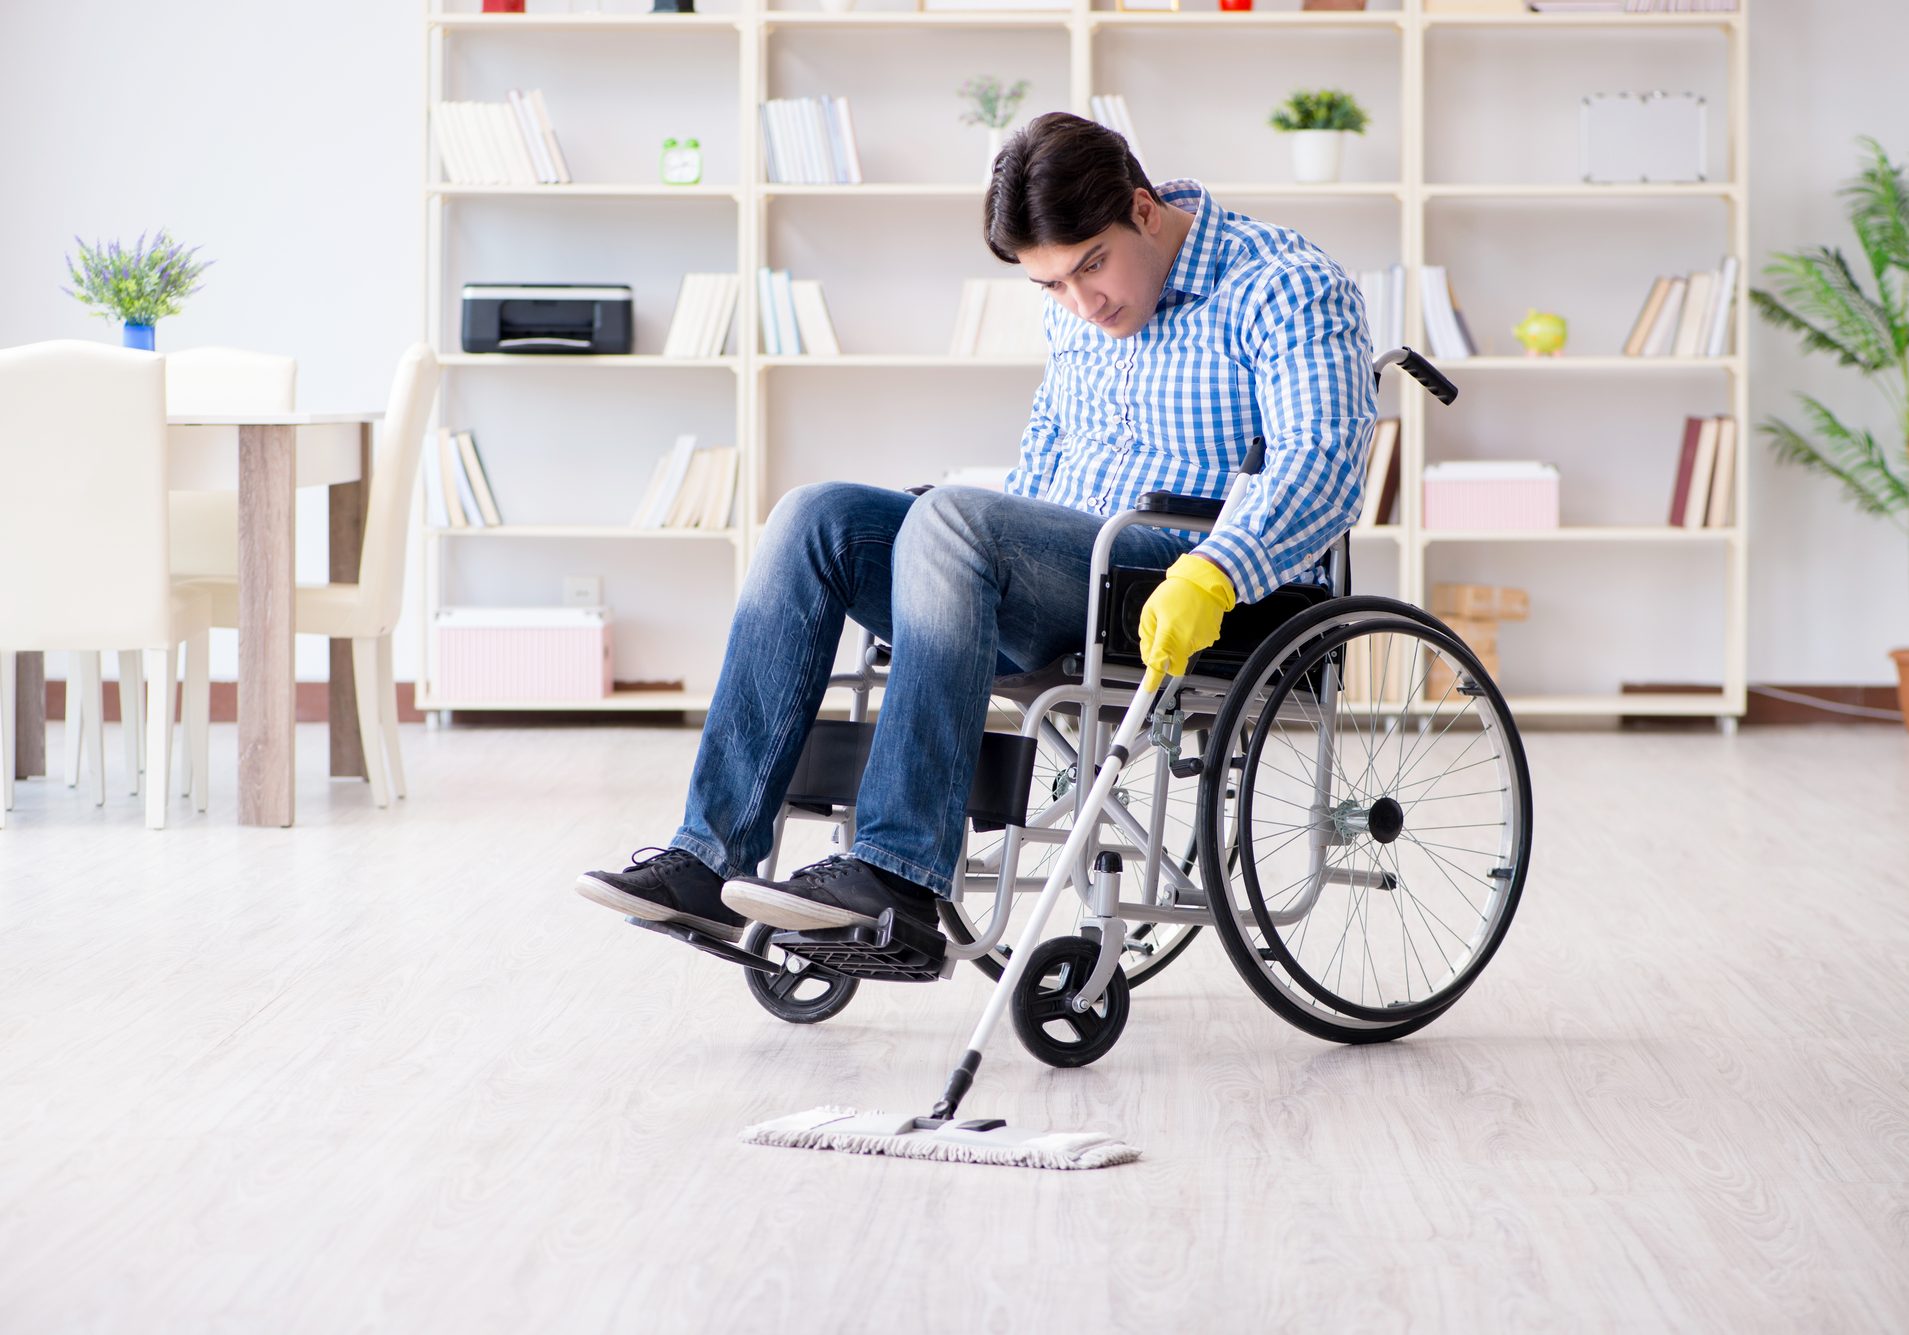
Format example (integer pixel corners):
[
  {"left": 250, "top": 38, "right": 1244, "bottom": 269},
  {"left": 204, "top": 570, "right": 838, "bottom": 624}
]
[
  {"left": 328, "top": 423, "right": 372, "bottom": 779},
  {"left": 12, "top": 651, "right": 45, "bottom": 780},
  {"left": 238, "top": 424, "right": 297, "bottom": 827}
]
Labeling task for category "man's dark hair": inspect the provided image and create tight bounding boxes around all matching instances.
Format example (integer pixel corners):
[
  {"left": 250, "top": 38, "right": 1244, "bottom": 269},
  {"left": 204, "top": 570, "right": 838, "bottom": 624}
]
[{"left": 984, "top": 111, "right": 1162, "bottom": 265}]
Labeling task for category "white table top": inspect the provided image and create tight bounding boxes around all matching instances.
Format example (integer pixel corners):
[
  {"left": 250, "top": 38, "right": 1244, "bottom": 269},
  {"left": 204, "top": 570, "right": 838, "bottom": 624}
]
[
  {"left": 167, "top": 412, "right": 382, "bottom": 490},
  {"left": 166, "top": 411, "right": 383, "bottom": 426}
]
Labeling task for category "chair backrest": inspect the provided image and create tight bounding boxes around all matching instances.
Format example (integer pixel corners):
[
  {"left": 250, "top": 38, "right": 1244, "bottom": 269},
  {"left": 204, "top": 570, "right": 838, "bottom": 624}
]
[
  {"left": 165, "top": 347, "right": 299, "bottom": 579},
  {"left": 0, "top": 340, "right": 173, "bottom": 650},
  {"left": 164, "top": 346, "right": 298, "bottom": 415},
  {"left": 357, "top": 344, "right": 440, "bottom": 635}
]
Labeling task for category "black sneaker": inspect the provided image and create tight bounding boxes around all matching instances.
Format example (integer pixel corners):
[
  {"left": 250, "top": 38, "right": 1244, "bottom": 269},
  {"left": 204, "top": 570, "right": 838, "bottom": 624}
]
[
  {"left": 575, "top": 847, "right": 746, "bottom": 943},
  {"left": 721, "top": 855, "right": 942, "bottom": 934}
]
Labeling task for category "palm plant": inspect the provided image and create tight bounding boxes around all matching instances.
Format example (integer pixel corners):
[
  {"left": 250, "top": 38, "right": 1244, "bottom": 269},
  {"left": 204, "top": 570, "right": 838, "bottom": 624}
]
[{"left": 1750, "top": 136, "right": 1909, "bottom": 541}]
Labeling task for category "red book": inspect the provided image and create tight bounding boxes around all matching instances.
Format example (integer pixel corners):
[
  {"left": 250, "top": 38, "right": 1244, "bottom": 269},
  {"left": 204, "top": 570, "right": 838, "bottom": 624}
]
[{"left": 1668, "top": 415, "right": 1703, "bottom": 527}]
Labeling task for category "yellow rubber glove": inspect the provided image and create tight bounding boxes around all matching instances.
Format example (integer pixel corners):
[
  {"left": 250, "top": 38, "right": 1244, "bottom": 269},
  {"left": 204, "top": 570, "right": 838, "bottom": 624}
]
[{"left": 1138, "top": 553, "right": 1236, "bottom": 691}]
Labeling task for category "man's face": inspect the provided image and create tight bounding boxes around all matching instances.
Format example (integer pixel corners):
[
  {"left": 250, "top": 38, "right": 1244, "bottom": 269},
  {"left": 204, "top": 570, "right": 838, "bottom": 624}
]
[{"left": 1018, "top": 189, "right": 1174, "bottom": 341}]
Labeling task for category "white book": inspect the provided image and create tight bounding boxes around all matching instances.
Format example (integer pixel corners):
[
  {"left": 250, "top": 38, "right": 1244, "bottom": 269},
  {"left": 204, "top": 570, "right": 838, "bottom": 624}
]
[
  {"left": 508, "top": 89, "right": 555, "bottom": 183},
  {"left": 759, "top": 103, "right": 783, "bottom": 184},
  {"left": 1419, "top": 265, "right": 1467, "bottom": 360},
  {"left": 822, "top": 96, "right": 851, "bottom": 185},
  {"left": 1672, "top": 270, "right": 1714, "bottom": 357},
  {"left": 702, "top": 273, "right": 740, "bottom": 357},
  {"left": 771, "top": 268, "right": 802, "bottom": 355},
  {"left": 810, "top": 98, "right": 839, "bottom": 184},
  {"left": 1644, "top": 276, "right": 1686, "bottom": 356},
  {"left": 663, "top": 451, "right": 710, "bottom": 529},
  {"left": 635, "top": 433, "right": 700, "bottom": 528},
  {"left": 438, "top": 428, "right": 469, "bottom": 527},
  {"left": 1704, "top": 254, "right": 1739, "bottom": 357},
  {"left": 662, "top": 274, "right": 704, "bottom": 358},
  {"left": 758, "top": 267, "right": 781, "bottom": 354},
  {"left": 778, "top": 100, "right": 809, "bottom": 183},
  {"left": 525, "top": 89, "right": 571, "bottom": 184},
  {"left": 451, "top": 103, "right": 491, "bottom": 184},
  {"left": 505, "top": 99, "right": 541, "bottom": 183},
  {"left": 450, "top": 432, "right": 488, "bottom": 527},
  {"left": 627, "top": 454, "right": 671, "bottom": 528},
  {"left": 790, "top": 279, "right": 841, "bottom": 356},
  {"left": 431, "top": 104, "right": 465, "bottom": 183},
  {"left": 1682, "top": 416, "right": 1719, "bottom": 528},
  {"left": 456, "top": 430, "right": 504, "bottom": 527},
  {"left": 833, "top": 96, "right": 863, "bottom": 185},
  {"left": 1704, "top": 416, "right": 1737, "bottom": 527},
  {"left": 691, "top": 273, "right": 724, "bottom": 358},
  {"left": 700, "top": 446, "right": 739, "bottom": 530},
  {"left": 479, "top": 103, "right": 517, "bottom": 185}
]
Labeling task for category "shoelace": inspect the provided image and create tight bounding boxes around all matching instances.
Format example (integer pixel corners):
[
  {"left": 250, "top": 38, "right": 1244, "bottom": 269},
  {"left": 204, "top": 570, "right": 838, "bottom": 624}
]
[
  {"left": 790, "top": 854, "right": 861, "bottom": 885},
  {"left": 624, "top": 845, "right": 692, "bottom": 872}
]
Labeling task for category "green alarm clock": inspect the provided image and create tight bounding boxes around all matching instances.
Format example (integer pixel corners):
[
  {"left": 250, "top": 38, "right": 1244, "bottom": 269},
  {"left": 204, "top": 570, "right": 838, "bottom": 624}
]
[
  {"left": 1513, "top": 308, "right": 1567, "bottom": 357},
  {"left": 661, "top": 137, "right": 703, "bottom": 186}
]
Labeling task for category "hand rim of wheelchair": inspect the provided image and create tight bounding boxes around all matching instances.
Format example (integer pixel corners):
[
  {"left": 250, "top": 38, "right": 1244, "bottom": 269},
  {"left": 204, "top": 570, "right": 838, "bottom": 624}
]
[{"left": 1196, "top": 595, "right": 1533, "bottom": 1040}]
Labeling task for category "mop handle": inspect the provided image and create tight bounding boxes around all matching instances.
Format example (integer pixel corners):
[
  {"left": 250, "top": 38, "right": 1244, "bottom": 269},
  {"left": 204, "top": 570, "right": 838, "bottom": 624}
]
[{"left": 954, "top": 681, "right": 1166, "bottom": 1062}]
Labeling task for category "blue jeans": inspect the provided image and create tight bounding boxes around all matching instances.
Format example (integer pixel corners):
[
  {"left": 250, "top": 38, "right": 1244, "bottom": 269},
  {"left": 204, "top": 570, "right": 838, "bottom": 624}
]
[{"left": 669, "top": 483, "right": 1196, "bottom": 897}]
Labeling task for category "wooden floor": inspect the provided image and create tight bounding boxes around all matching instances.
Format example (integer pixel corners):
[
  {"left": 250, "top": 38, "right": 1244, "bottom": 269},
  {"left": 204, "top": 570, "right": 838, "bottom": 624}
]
[{"left": 0, "top": 719, "right": 1904, "bottom": 1333}]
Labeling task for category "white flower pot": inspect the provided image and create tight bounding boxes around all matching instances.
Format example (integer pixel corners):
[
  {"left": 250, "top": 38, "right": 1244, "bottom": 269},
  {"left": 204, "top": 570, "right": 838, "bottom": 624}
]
[
  {"left": 1289, "top": 129, "right": 1346, "bottom": 184},
  {"left": 985, "top": 125, "right": 1007, "bottom": 182}
]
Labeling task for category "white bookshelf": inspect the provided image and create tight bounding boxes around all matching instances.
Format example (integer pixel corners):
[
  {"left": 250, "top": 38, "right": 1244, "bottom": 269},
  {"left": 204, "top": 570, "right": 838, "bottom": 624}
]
[{"left": 417, "top": 0, "right": 1749, "bottom": 724}]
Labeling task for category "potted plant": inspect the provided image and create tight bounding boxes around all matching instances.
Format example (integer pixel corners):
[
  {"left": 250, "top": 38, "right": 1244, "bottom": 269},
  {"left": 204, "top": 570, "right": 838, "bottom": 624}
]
[
  {"left": 1751, "top": 135, "right": 1909, "bottom": 730},
  {"left": 1268, "top": 88, "right": 1369, "bottom": 184},
  {"left": 63, "top": 229, "right": 212, "bottom": 351},
  {"left": 958, "top": 75, "right": 1030, "bottom": 183}
]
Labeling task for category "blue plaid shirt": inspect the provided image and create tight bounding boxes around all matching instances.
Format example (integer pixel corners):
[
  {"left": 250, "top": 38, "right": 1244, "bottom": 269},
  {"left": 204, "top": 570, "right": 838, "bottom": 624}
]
[{"left": 1004, "top": 178, "right": 1377, "bottom": 602}]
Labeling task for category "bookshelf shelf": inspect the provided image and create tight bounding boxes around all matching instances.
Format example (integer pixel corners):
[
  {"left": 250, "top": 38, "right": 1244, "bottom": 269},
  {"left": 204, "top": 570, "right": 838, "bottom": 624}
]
[
  {"left": 414, "top": 687, "right": 716, "bottom": 714},
  {"left": 420, "top": 0, "right": 1751, "bottom": 720}
]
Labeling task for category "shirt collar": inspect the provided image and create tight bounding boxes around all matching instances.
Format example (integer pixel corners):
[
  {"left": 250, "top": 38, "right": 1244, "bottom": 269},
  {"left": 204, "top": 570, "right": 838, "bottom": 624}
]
[{"left": 1155, "top": 178, "right": 1223, "bottom": 300}]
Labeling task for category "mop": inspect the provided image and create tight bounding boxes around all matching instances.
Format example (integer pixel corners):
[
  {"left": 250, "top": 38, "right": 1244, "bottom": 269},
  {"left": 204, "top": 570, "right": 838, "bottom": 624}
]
[{"left": 739, "top": 676, "right": 1169, "bottom": 1171}]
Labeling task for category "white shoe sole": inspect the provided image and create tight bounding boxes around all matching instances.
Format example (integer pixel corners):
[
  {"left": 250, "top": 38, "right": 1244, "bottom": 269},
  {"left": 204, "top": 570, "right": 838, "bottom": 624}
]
[
  {"left": 574, "top": 873, "right": 745, "bottom": 944},
  {"left": 721, "top": 879, "right": 879, "bottom": 933}
]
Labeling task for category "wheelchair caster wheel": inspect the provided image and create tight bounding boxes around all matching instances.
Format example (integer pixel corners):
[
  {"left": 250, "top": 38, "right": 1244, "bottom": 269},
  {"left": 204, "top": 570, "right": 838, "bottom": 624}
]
[
  {"left": 741, "top": 922, "right": 859, "bottom": 1024},
  {"left": 1010, "top": 936, "right": 1130, "bottom": 1069}
]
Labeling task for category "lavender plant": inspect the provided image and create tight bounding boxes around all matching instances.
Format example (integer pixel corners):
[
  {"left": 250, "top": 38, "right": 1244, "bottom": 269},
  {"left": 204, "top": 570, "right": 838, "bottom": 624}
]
[
  {"left": 63, "top": 229, "right": 213, "bottom": 327},
  {"left": 957, "top": 76, "right": 1030, "bottom": 132}
]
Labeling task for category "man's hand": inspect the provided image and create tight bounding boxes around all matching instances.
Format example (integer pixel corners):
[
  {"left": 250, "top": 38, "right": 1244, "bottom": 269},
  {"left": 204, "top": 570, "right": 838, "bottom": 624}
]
[{"left": 1138, "top": 553, "right": 1236, "bottom": 690}]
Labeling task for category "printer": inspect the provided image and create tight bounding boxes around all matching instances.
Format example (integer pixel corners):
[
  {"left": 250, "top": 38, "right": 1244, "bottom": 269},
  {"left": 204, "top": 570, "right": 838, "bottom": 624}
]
[{"left": 461, "top": 283, "right": 633, "bottom": 355}]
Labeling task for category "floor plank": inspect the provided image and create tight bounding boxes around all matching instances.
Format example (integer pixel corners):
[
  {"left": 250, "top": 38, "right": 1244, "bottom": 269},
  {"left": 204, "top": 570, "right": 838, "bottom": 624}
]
[{"left": 0, "top": 720, "right": 1904, "bottom": 1332}]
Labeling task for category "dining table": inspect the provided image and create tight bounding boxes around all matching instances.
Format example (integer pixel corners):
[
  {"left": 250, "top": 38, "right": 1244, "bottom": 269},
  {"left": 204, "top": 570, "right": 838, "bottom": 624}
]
[{"left": 11, "top": 410, "right": 383, "bottom": 827}]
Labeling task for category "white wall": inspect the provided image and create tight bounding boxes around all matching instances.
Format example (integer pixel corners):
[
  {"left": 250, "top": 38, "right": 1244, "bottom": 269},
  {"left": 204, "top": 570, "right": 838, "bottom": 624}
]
[{"left": 1, "top": 0, "right": 1901, "bottom": 686}]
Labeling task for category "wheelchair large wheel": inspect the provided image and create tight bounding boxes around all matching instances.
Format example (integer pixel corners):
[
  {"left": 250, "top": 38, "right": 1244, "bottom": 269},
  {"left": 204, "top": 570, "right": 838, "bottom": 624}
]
[
  {"left": 1197, "top": 595, "right": 1532, "bottom": 1045},
  {"left": 941, "top": 698, "right": 1204, "bottom": 988}
]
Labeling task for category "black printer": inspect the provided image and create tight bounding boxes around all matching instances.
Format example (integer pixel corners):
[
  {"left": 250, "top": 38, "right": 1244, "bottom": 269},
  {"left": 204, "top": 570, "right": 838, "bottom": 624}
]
[{"left": 461, "top": 283, "right": 633, "bottom": 354}]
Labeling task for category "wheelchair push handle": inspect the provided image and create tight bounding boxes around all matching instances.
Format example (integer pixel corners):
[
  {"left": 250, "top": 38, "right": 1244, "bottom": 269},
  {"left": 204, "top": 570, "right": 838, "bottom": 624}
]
[{"left": 1373, "top": 346, "right": 1458, "bottom": 405}]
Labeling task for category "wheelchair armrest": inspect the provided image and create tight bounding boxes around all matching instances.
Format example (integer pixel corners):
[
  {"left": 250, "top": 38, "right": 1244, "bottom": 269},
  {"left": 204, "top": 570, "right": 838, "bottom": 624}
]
[{"left": 1135, "top": 490, "right": 1224, "bottom": 521}]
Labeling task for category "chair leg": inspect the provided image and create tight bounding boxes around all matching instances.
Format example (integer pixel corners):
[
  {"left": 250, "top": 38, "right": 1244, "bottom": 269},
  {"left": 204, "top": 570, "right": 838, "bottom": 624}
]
[
  {"left": 2, "top": 652, "right": 15, "bottom": 824},
  {"left": 83, "top": 655, "right": 106, "bottom": 807},
  {"left": 352, "top": 637, "right": 389, "bottom": 809},
  {"left": 186, "top": 632, "right": 209, "bottom": 813},
  {"left": 63, "top": 651, "right": 89, "bottom": 788},
  {"left": 377, "top": 634, "right": 405, "bottom": 800},
  {"left": 143, "top": 646, "right": 175, "bottom": 830},
  {"left": 117, "top": 649, "right": 143, "bottom": 796}
]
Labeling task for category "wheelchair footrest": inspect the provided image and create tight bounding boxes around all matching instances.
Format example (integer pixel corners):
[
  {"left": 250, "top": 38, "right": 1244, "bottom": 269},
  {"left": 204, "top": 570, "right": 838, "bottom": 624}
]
[
  {"left": 623, "top": 915, "right": 780, "bottom": 974},
  {"left": 770, "top": 908, "right": 956, "bottom": 983}
]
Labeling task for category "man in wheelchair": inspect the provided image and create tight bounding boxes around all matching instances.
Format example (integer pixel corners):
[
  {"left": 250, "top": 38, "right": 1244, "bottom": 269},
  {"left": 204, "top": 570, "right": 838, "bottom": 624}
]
[{"left": 576, "top": 110, "right": 1378, "bottom": 948}]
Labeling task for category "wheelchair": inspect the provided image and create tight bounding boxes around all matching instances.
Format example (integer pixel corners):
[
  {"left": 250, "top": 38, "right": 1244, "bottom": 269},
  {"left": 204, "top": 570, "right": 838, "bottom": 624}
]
[{"left": 631, "top": 347, "right": 1533, "bottom": 1077}]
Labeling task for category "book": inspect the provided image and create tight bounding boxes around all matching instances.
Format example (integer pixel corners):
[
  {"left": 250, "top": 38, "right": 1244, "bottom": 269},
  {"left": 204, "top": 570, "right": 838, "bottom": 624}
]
[
  {"left": 525, "top": 89, "right": 571, "bottom": 183},
  {"left": 455, "top": 430, "right": 504, "bottom": 527},
  {"left": 437, "top": 428, "right": 470, "bottom": 528},
  {"left": 1704, "top": 416, "right": 1737, "bottom": 527},
  {"left": 789, "top": 279, "right": 841, "bottom": 356},
  {"left": 632, "top": 433, "right": 700, "bottom": 528},
  {"left": 1682, "top": 416, "right": 1720, "bottom": 529},
  {"left": 832, "top": 96, "right": 864, "bottom": 185},
  {"left": 1643, "top": 276, "right": 1686, "bottom": 356},
  {"left": 771, "top": 269, "right": 801, "bottom": 356},
  {"left": 1672, "top": 270, "right": 1714, "bottom": 357},
  {"left": 1668, "top": 415, "right": 1703, "bottom": 525},
  {"left": 1356, "top": 418, "right": 1402, "bottom": 527},
  {"left": 1624, "top": 276, "right": 1672, "bottom": 356},
  {"left": 508, "top": 89, "right": 555, "bottom": 183},
  {"left": 1445, "top": 272, "right": 1478, "bottom": 355},
  {"left": 1419, "top": 265, "right": 1470, "bottom": 360},
  {"left": 757, "top": 267, "right": 781, "bottom": 355},
  {"left": 1703, "top": 254, "right": 1739, "bottom": 357}
]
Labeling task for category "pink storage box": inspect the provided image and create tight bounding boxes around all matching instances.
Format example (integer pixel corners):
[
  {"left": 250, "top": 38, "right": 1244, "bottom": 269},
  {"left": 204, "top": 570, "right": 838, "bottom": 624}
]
[
  {"left": 434, "top": 607, "right": 612, "bottom": 701},
  {"left": 1421, "top": 461, "right": 1560, "bottom": 530}
]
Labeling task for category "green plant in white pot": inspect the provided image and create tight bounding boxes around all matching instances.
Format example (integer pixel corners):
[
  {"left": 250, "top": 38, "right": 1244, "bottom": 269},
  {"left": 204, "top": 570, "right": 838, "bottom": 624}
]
[
  {"left": 1269, "top": 89, "right": 1369, "bottom": 185},
  {"left": 1750, "top": 135, "right": 1909, "bottom": 728},
  {"left": 959, "top": 75, "right": 1029, "bottom": 183}
]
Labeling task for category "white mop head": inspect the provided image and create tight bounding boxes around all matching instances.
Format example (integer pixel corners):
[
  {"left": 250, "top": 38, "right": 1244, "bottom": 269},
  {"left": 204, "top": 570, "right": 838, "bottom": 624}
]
[{"left": 740, "top": 1106, "right": 1141, "bottom": 1171}]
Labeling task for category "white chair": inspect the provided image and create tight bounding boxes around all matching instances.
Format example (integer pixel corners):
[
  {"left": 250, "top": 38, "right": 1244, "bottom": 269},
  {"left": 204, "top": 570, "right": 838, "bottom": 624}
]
[
  {"left": 189, "top": 344, "right": 438, "bottom": 808},
  {"left": 0, "top": 340, "right": 211, "bottom": 830},
  {"left": 63, "top": 347, "right": 298, "bottom": 800}
]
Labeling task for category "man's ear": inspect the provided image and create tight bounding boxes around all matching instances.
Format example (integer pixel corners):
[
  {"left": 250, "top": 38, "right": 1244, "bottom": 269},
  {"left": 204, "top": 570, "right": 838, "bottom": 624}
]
[{"left": 1131, "top": 188, "right": 1157, "bottom": 234}]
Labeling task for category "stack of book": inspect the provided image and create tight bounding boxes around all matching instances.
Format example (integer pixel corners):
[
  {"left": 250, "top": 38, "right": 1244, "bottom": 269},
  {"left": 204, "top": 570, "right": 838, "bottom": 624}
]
[
  {"left": 760, "top": 96, "right": 863, "bottom": 185},
  {"left": 1623, "top": 258, "right": 1739, "bottom": 358},
  {"left": 949, "top": 280, "right": 1047, "bottom": 358},
  {"left": 1668, "top": 415, "right": 1737, "bottom": 528},
  {"left": 432, "top": 92, "right": 571, "bottom": 186},
  {"left": 426, "top": 429, "right": 505, "bottom": 529},
  {"left": 757, "top": 269, "right": 842, "bottom": 356},
  {"left": 662, "top": 274, "right": 743, "bottom": 359},
  {"left": 1354, "top": 418, "right": 1402, "bottom": 527},
  {"left": 630, "top": 435, "right": 740, "bottom": 531},
  {"left": 1419, "top": 265, "right": 1478, "bottom": 360},
  {"left": 1355, "top": 265, "right": 1407, "bottom": 354},
  {"left": 1088, "top": 94, "right": 1147, "bottom": 173}
]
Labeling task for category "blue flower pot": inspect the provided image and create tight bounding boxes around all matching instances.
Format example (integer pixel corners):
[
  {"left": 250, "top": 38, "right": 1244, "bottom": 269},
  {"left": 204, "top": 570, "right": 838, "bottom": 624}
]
[{"left": 122, "top": 323, "right": 155, "bottom": 351}]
